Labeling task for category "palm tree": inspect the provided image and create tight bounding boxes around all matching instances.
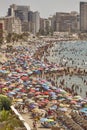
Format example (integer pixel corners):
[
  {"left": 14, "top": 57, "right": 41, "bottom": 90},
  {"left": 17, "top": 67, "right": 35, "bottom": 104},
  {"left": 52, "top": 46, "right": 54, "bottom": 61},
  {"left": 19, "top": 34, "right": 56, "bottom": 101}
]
[{"left": 0, "top": 109, "right": 25, "bottom": 130}]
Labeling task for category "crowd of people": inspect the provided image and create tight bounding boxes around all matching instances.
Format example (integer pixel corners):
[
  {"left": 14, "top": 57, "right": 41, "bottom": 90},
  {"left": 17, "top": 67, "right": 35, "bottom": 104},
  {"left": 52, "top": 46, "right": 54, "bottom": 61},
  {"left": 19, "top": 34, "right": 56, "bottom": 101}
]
[{"left": 0, "top": 40, "right": 87, "bottom": 130}]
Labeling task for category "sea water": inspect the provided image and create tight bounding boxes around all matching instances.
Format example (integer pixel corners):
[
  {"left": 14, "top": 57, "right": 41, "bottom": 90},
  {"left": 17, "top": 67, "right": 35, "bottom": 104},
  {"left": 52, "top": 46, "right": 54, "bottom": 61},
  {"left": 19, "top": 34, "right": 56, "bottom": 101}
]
[{"left": 48, "top": 41, "right": 87, "bottom": 98}]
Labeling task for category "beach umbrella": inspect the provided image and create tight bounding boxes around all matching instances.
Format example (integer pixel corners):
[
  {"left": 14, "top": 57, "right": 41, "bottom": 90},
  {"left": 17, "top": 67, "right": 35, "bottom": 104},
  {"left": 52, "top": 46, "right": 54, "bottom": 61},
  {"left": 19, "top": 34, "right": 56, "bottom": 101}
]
[
  {"left": 25, "top": 99, "right": 34, "bottom": 103},
  {"left": 28, "top": 71, "right": 33, "bottom": 75},
  {"left": 22, "top": 73, "right": 28, "bottom": 76},
  {"left": 48, "top": 89, "right": 53, "bottom": 92},
  {"left": 16, "top": 99, "right": 23, "bottom": 102},
  {"left": 35, "top": 95, "right": 42, "bottom": 98},
  {"left": 43, "top": 99, "right": 49, "bottom": 103},
  {"left": 35, "top": 88, "right": 40, "bottom": 91},
  {"left": 0, "top": 85, "right": 4, "bottom": 88},
  {"left": 35, "top": 92, "right": 42, "bottom": 95},
  {"left": 21, "top": 93, "right": 27, "bottom": 97},
  {"left": 52, "top": 97, "right": 57, "bottom": 100},
  {"left": 42, "top": 85, "right": 49, "bottom": 90},
  {"left": 14, "top": 88, "right": 21, "bottom": 92},
  {"left": 73, "top": 95, "right": 82, "bottom": 100},
  {"left": 66, "top": 95, "right": 72, "bottom": 100},
  {"left": 50, "top": 105, "right": 57, "bottom": 110},
  {"left": 57, "top": 94, "right": 63, "bottom": 97},
  {"left": 55, "top": 88, "right": 61, "bottom": 93},
  {"left": 58, "top": 107, "right": 67, "bottom": 112},
  {"left": 70, "top": 100, "right": 77, "bottom": 105},
  {"left": 8, "top": 91, "right": 16, "bottom": 95},
  {"left": 49, "top": 92, "right": 56, "bottom": 95},
  {"left": 41, "top": 79, "right": 46, "bottom": 82},
  {"left": 42, "top": 95, "right": 49, "bottom": 98},
  {"left": 58, "top": 98, "right": 66, "bottom": 102},
  {"left": 38, "top": 67, "right": 43, "bottom": 71},
  {"left": 51, "top": 95, "right": 57, "bottom": 99},
  {"left": 21, "top": 76, "right": 29, "bottom": 81},
  {"left": 80, "top": 108, "right": 87, "bottom": 114},
  {"left": 29, "top": 104, "right": 37, "bottom": 109},
  {"left": 51, "top": 86, "right": 57, "bottom": 90},
  {"left": 51, "top": 100, "right": 57, "bottom": 104},
  {"left": 38, "top": 102, "right": 46, "bottom": 106},
  {"left": 43, "top": 91, "right": 49, "bottom": 95},
  {"left": 40, "top": 118, "right": 48, "bottom": 122},
  {"left": 47, "top": 119, "right": 54, "bottom": 122},
  {"left": 20, "top": 89, "right": 26, "bottom": 93},
  {"left": 30, "top": 89, "right": 36, "bottom": 93}
]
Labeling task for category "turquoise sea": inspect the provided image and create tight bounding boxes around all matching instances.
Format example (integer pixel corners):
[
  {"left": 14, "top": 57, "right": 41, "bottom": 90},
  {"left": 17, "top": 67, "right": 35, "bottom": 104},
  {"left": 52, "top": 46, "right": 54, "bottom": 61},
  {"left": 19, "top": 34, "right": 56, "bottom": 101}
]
[{"left": 48, "top": 41, "right": 87, "bottom": 98}]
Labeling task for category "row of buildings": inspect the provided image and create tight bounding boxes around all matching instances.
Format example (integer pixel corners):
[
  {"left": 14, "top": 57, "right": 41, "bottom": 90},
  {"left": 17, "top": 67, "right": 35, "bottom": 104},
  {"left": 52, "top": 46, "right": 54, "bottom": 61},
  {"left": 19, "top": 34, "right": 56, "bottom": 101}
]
[{"left": 0, "top": 2, "right": 87, "bottom": 36}]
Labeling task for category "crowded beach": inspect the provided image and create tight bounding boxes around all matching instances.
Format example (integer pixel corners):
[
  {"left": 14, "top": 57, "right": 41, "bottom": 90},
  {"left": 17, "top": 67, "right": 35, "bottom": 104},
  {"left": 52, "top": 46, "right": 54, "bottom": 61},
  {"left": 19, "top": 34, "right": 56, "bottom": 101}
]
[{"left": 0, "top": 39, "right": 87, "bottom": 130}]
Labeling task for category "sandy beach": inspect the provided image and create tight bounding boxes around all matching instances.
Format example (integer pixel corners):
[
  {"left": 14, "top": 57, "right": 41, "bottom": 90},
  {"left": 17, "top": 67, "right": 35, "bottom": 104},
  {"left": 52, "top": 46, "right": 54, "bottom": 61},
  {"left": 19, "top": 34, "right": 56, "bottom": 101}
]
[{"left": 0, "top": 40, "right": 87, "bottom": 130}]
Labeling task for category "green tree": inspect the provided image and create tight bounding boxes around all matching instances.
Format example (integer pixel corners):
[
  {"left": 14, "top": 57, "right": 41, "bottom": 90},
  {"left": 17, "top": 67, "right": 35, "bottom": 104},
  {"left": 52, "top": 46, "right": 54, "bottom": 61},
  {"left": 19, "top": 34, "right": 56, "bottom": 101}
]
[
  {"left": 0, "top": 109, "right": 25, "bottom": 130},
  {"left": 6, "top": 33, "right": 12, "bottom": 43},
  {"left": 38, "top": 29, "right": 45, "bottom": 35},
  {"left": 0, "top": 37, "right": 3, "bottom": 45},
  {"left": 0, "top": 29, "right": 4, "bottom": 47},
  {"left": 0, "top": 95, "right": 11, "bottom": 111}
]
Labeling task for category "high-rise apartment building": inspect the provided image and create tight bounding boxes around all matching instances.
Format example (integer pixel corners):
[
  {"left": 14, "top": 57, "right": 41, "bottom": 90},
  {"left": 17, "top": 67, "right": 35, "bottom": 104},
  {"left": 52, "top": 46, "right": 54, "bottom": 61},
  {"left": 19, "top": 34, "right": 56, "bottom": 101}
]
[
  {"left": 53, "top": 12, "right": 79, "bottom": 32},
  {"left": 28, "top": 11, "right": 40, "bottom": 34},
  {"left": 80, "top": 2, "right": 87, "bottom": 32},
  {"left": 8, "top": 4, "right": 40, "bottom": 34},
  {"left": 28, "top": 11, "right": 34, "bottom": 32},
  {"left": 32, "top": 11, "right": 40, "bottom": 34},
  {"left": 8, "top": 4, "right": 30, "bottom": 22}
]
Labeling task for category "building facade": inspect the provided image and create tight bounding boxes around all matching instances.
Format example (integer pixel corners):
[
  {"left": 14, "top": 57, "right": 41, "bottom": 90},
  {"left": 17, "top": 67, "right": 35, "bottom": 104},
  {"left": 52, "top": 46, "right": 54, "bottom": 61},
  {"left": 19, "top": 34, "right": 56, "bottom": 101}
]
[
  {"left": 0, "top": 19, "right": 5, "bottom": 37},
  {"left": 32, "top": 11, "right": 40, "bottom": 34},
  {"left": 0, "top": 16, "right": 22, "bottom": 34},
  {"left": 80, "top": 2, "right": 87, "bottom": 32},
  {"left": 6, "top": 3, "right": 80, "bottom": 34},
  {"left": 8, "top": 4, "right": 30, "bottom": 22},
  {"left": 8, "top": 4, "right": 30, "bottom": 32},
  {"left": 8, "top": 4, "right": 40, "bottom": 34},
  {"left": 54, "top": 12, "right": 79, "bottom": 32},
  {"left": 28, "top": 11, "right": 40, "bottom": 34}
]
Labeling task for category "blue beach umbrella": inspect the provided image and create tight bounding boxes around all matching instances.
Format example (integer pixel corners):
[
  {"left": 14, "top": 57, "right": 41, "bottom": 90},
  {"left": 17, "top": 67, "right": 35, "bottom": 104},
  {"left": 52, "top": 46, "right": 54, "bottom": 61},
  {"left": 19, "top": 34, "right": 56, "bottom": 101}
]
[
  {"left": 42, "top": 85, "right": 49, "bottom": 90},
  {"left": 40, "top": 118, "right": 48, "bottom": 122},
  {"left": 80, "top": 108, "right": 87, "bottom": 114},
  {"left": 49, "top": 92, "right": 56, "bottom": 95},
  {"left": 50, "top": 105, "right": 57, "bottom": 110},
  {"left": 8, "top": 91, "right": 16, "bottom": 95}
]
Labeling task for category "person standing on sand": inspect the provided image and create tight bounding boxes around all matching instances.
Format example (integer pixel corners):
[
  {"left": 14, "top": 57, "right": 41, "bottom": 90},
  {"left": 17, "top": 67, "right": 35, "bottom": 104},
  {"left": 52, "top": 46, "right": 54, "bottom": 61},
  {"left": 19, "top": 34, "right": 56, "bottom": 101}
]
[{"left": 33, "top": 120, "right": 37, "bottom": 130}]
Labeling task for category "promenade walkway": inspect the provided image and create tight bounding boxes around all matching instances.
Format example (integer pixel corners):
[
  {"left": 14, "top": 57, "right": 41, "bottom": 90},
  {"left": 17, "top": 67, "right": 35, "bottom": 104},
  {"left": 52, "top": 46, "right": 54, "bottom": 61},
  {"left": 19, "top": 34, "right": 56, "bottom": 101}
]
[{"left": 21, "top": 113, "right": 51, "bottom": 130}]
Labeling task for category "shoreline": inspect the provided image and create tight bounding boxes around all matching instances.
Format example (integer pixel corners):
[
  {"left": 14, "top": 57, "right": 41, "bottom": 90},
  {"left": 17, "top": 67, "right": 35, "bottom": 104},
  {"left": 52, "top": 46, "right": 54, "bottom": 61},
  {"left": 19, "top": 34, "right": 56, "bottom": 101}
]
[
  {"left": 32, "top": 40, "right": 87, "bottom": 98},
  {"left": 0, "top": 40, "right": 87, "bottom": 130}
]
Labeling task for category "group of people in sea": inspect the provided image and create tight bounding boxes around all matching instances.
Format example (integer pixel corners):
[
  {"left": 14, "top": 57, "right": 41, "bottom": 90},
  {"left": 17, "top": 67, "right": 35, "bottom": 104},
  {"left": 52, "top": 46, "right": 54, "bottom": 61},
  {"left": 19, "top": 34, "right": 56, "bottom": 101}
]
[
  {"left": 47, "top": 41, "right": 87, "bottom": 67},
  {"left": 33, "top": 41, "right": 87, "bottom": 98},
  {"left": 0, "top": 40, "right": 87, "bottom": 130}
]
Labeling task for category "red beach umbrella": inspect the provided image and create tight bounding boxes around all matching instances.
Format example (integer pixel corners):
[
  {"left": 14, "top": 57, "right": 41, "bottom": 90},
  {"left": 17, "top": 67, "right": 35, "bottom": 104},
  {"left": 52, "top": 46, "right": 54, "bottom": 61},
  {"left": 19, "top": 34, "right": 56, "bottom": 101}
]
[
  {"left": 30, "top": 89, "right": 36, "bottom": 93},
  {"left": 21, "top": 76, "right": 29, "bottom": 81},
  {"left": 35, "top": 92, "right": 42, "bottom": 95},
  {"left": 43, "top": 91, "right": 49, "bottom": 95}
]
